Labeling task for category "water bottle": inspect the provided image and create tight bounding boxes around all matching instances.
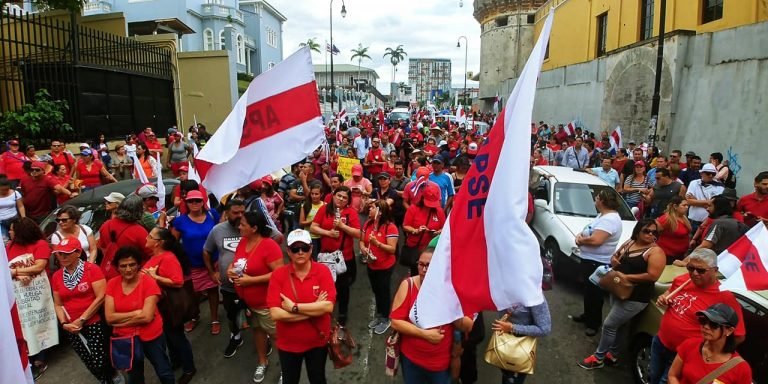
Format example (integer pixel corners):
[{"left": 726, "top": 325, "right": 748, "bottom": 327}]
[{"left": 334, "top": 207, "right": 341, "bottom": 228}]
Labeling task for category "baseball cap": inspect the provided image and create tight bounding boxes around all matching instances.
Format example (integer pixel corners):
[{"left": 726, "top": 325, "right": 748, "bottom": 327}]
[
  {"left": 700, "top": 163, "right": 717, "bottom": 174},
  {"left": 136, "top": 184, "right": 159, "bottom": 199},
  {"left": 286, "top": 229, "right": 312, "bottom": 246},
  {"left": 104, "top": 192, "right": 126, "bottom": 204},
  {"left": 53, "top": 237, "right": 83, "bottom": 254},
  {"left": 415, "top": 166, "right": 431, "bottom": 178},
  {"left": 79, "top": 143, "right": 89, "bottom": 148},
  {"left": 178, "top": 165, "right": 189, "bottom": 173},
  {"left": 185, "top": 190, "right": 205, "bottom": 201},
  {"left": 30, "top": 161, "right": 47, "bottom": 170},
  {"left": 80, "top": 148, "right": 93, "bottom": 157},
  {"left": 468, "top": 142, "right": 479, "bottom": 155},
  {"left": 438, "top": 140, "right": 448, "bottom": 147},
  {"left": 422, "top": 185, "right": 441, "bottom": 208},
  {"left": 261, "top": 175, "right": 274, "bottom": 185},
  {"left": 628, "top": 140, "right": 636, "bottom": 145},
  {"left": 721, "top": 188, "right": 739, "bottom": 201},
  {"left": 431, "top": 155, "right": 444, "bottom": 164},
  {"left": 8, "top": 139, "right": 19, "bottom": 145},
  {"left": 696, "top": 303, "right": 739, "bottom": 328},
  {"left": 351, "top": 164, "right": 363, "bottom": 177},
  {"left": 376, "top": 172, "right": 391, "bottom": 179}
]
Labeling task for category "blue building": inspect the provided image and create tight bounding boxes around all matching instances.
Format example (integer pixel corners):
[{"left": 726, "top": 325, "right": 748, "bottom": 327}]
[{"left": 75, "top": 0, "right": 286, "bottom": 76}]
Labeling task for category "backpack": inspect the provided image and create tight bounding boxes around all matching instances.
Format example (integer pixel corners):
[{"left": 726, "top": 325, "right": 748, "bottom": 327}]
[{"left": 723, "top": 166, "right": 737, "bottom": 189}]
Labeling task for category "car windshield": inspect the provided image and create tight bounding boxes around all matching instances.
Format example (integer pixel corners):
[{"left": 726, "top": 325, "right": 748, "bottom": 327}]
[
  {"left": 554, "top": 182, "right": 635, "bottom": 221},
  {"left": 40, "top": 203, "right": 111, "bottom": 239},
  {"left": 389, "top": 112, "right": 410, "bottom": 121}
]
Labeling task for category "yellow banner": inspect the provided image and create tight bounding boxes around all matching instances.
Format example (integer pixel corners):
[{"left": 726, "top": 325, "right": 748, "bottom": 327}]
[{"left": 337, "top": 156, "right": 360, "bottom": 180}]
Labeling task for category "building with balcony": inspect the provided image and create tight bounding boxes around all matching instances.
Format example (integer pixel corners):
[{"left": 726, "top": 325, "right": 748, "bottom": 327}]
[{"left": 407, "top": 58, "right": 452, "bottom": 103}]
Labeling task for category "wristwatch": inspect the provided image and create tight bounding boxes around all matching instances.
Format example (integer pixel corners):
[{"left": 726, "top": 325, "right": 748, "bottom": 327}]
[{"left": 291, "top": 304, "right": 299, "bottom": 314}]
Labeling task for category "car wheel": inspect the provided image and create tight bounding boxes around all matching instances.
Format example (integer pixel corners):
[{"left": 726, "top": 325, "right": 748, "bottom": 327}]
[
  {"left": 544, "top": 238, "right": 565, "bottom": 278},
  {"left": 631, "top": 334, "right": 652, "bottom": 384}
]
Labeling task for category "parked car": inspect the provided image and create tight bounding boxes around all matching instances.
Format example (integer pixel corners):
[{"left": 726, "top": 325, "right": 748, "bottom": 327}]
[
  {"left": 387, "top": 108, "right": 411, "bottom": 123},
  {"left": 529, "top": 166, "right": 637, "bottom": 280},
  {"left": 627, "top": 265, "right": 767, "bottom": 384}
]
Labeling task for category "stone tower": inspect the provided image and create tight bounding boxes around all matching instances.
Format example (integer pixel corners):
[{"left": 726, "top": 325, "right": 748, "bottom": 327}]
[{"left": 474, "top": 0, "right": 547, "bottom": 111}]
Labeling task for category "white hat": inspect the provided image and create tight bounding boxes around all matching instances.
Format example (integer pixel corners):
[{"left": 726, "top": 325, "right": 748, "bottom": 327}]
[
  {"left": 286, "top": 229, "right": 312, "bottom": 246},
  {"left": 104, "top": 192, "right": 125, "bottom": 204},
  {"left": 700, "top": 163, "right": 717, "bottom": 174}
]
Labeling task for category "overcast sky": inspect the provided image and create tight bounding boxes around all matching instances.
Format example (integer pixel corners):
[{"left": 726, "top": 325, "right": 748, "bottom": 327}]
[{"left": 270, "top": 0, "right": 481, "bottom": 94}]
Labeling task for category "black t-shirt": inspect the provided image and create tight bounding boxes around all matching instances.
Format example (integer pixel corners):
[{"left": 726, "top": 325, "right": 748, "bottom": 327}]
[{"left": 650, "top": 181, "right": 683, "bottom": 218}]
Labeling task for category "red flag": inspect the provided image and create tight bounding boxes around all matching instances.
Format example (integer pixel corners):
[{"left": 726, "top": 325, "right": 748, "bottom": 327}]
[
  {"left": 378, "top": 108, "right": 385, "bottom": 134},
  {"left": 718, "top": 223, "right": 768, "bottom": 291},
  {"left": 565, "top": 120, "right": 577, "bottom": 136}
]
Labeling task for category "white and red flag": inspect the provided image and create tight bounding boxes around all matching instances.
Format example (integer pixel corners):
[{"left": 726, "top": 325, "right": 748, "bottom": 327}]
[
  {"left": 195, "top": 47, "right": 324, "bottom": 199},
  {"left": 457, "top": 104, "right": 467, "bottom": 125},
  {"left": 336, "top": 107, "right": 347, "bottom": 143},
  {"left": 0, "top": 245, "right": 33, "bottom": 384},
  {"left": 492, "top": 94, "right": 500, "bottom": 115},
  {"left": 409, "top": 10, "right": 553, "bottom": 328},
  {"left": 565, "top": 120, "right": 577, "bottom": 136},
  {"left": 609, "top": 126, "right": 623, "bottom": 151},
  {"left": 718, "top": 223, "right": 768, "bottom": 292},
  {"left": 377, "top": 108, "right": 386, "bottom": 133}
]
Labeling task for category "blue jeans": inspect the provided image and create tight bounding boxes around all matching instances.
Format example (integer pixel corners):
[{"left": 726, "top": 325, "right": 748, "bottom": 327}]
[
  {"left": 127, "top": 334, "right": 174, "bottom": 384},
  {"left": 649, "top": 335, "right": 676, "bottom": 384},
  {"left": 164, "top": 323, "right": 195, "bottom": 374},
  {"left": 401, "top": 354, "right": 451, "bottom": 384},
  {"left": 501, "top": 370, "right": 528, "bottom": 384}
]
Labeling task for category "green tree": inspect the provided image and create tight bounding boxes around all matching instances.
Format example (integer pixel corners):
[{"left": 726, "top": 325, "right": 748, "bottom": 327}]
[
  {"left": 0, "top": 89, "right": 73, "bottom": 141},
  {"left": 299, "top": 38, "right": 321, "bottom": 53},
  {"left": 30, "top": 0, "right": 84, "bottom": 12},
  {"left": 350, "top": 43, "right": 371, "bottom": 93},
  {"left": 383, "top": 45, "right": 407, "bottom": 84}
]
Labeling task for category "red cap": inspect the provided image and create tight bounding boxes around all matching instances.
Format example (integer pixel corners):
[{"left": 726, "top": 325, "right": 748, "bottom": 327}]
[
  {"left": 185, "top": 190, "right": 205, "bottom": 200},
  {"left": 422, "top": 185, "right": 441, "bottom": 208},
  {"left": 9, "top": 139, "right": 19, "bottom": 145},
  {"left": 261, "top": 175, "right": 274, "bottom": 185},
  {"left": 178, "top": 165, "right": 189, "bottom": 172},
  {"left": 467, "top": 142, "right": 479, "bottom": 155},
  {"left": 351, "top": 164, "right": 363, "bottom": 177},
  {"left": 53, "top": 237, "right": 83, "bottom": 254},
  {"left": 415, "top": 166, "right": 431, "bottom": 179},
  {"left": 31, "top": 161, "right": 47, "bottom": 170}
]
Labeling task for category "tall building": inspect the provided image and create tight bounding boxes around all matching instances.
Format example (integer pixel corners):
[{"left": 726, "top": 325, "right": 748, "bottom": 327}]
[{"left": 407, "top": 58, "right": 452, "bottom": 103}]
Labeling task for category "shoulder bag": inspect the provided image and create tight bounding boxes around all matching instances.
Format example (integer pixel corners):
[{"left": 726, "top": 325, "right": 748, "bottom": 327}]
[
  {"left": 597, "top": 242, "right": 639, "bottom": 300},
  {"left": 695, "top": 354, "right": 744, "bottom": 384},
  {"left": 288, "top": 273, "right": 356, "bottom": 369},
  {"left": 157, "top": 279, "right": 197, "bottom": 327},
  {"left": 484, "top": 313, "right": 538, "bottom": 374},
  {"left": 317, "top": 213, "right": 350, "bottom": 281},
  {"left": 384, "top": 277, "right": 412, "bottom": 377}
]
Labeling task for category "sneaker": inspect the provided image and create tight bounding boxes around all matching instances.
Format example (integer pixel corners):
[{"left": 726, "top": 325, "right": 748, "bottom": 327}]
[
  {"left": 604, "top": 352, "right": 619, "bottom": 366},
  {"left": 184, "top": 318, "right": 199, "bottom": 333},
  {"left": 374, "top": 319, "right": 391, "bottom": 335},
  {"left": 278, "top": 374, "right": 283, "bottom": 384},
  {"left": 266, "top": 335, "right": 273, "bottom": 356},
  {"left": 577, "top": 354, "right": 605, "bottom": 370},
  {"left": 585, "top": 327, "right": 598, "bottom": 337},
  {"left": 224, "top": 337, "right": 244, "bottom": 358},
  {"left": 568, "top": 314, "right": 585, "bottom": 323},
  {"left": 112, "top": 373, "right": 125, "bottom": 384},
  {"left": 252, "top": 364, "right": 267, "bottom": 383},
  {"left": 368, "top": 317, "right": 383, "bottom": 329},
  {"left": 32, "top": 362, "right": 47, "bottom": 381},
  {"left": 211, "top": 321, "right": 222, "bottom": 335}
]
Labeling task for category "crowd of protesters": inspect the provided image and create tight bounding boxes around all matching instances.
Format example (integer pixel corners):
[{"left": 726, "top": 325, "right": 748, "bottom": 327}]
[{"left": 1, "top": 107, "right": 766, "bottom": 384}]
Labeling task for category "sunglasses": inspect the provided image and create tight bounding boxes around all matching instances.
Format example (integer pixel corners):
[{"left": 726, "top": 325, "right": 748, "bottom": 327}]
[
  {"left": 641, "top": 229, "right": 660, "bottom": 237},
  {"left": 418, "top": 262, "right": 430, "bottom": 270},
  {"left": 289, "top": 244, "right": 311, "bottom": 253},
  {"left": 687, "top": 265, "right": 714, "bottom": 275},
  {"left": 56, "top": 218, "right": 72, "bottom": 223},
  {"left": 186, "top": 199, "right": 203, "bottom": 203},
  {"left": 696, "top": 315, "right": 723, "bottom": 329}
]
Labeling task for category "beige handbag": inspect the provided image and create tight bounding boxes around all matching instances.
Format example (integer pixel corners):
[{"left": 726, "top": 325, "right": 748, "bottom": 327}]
[{"left": 484, "top": 314, "right": 538, "bottom": 374}]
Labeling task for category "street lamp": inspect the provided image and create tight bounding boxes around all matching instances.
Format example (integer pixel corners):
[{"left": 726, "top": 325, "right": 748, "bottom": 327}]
[
  {"left": 457, "top": 36, "right": 468, "bottom": 110},
  {"left": 330, "top": 0, "right": 346, "bottom": 113}
]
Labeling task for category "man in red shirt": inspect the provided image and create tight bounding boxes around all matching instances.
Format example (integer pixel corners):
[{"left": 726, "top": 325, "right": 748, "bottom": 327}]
[
  {"left": 144, "top": 132, "right": 164, "bottom": 157},
  {"left": 47, "top": 139, "right": 75, "bottom": 175},
  {"left": 20, "top": 161, "right": 73, "bottom": 222},
  {"left": 364, "top": 137, "right": 385, "bottom": 177},
  {"left": 2, "top": 139, "right": 29, "bottom": 187},
  {"left": 736, "top": 171, "right": 768, "bottom": 227}
]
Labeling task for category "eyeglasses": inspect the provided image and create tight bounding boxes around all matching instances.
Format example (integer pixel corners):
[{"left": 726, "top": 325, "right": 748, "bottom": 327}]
[
  {"left": 289, "top": 244, "right": 311, "bottom": 253},
  {"left": 696, "top": 315, "right": 723, "bottom": 329},
  {"left": 186, "top": 199, "right": 203, "bottom": 204},
  {"left": 146, "top": 234, "right": 162, "bottom": 241},
  {"left": 687, "top": 265, "right": 714, "bottom": 275},
  {"left": 56, "top": 218, "right": 72, "bottom": 223},
  {"left": 418, "top": 262, "right": 430, "bottom": 270},
  {"left": 118, "top": 262, "right": 138, "bottom": 270},
  {"left": 334, "top": 195, "right": 349, "bottom": 200},
  {"left": 641, "top": 229, "right": 660, "bottom": 237},
  {"left": 30, "top": 168, "right": 43, "bottom": 173}
]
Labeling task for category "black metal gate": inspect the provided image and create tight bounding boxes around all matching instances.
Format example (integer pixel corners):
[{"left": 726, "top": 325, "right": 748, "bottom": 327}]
[{"left": 0, "top": 9, "right": 174, "bottom": 141}]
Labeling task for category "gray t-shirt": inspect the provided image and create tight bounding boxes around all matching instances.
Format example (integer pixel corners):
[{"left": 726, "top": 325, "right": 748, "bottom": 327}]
[{"left": 203, "top": 221, "right": 241, "bottom": 293}]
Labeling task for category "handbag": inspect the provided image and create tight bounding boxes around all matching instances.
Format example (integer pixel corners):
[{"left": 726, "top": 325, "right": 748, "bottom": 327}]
[
  {"left": 484, "top": 314, "right": 538, "bottom": 374},
  {"left": 110, "top": 335, "right": 143, "bottom": 371},
  {"left": 157, "top": 279, "right": 197, "bottom": 327},
  {"left": 598, "top": 270, "right": 635, "bottom": 300},
  {"left": 384, "top": 277, "right": 413, "bottom": 377}
]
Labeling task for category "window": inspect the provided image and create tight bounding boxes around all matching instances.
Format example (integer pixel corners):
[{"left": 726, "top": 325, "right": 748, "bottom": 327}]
[
  {"left": 265, "top": 27, "right": 277, "bottom": 48},
  {"left": 236, "top": 34, "right": 244, "bottom": 63},
  {"left": 495, "top": 16, "right": 508, "bottom": 27},
  {"left": 544, "top": 41, "right": 550, "bottom": 60},
  {"left": 219, "top": 30, "right": 226, "bottom": 50},
  {"left": 527, "top": 14, "right": 535, "bottom": 24},
  {"left": 701, "top": 0, "right": 723, "bottom": 24},
  {"left": 640, "top": 0, "right": 654, "bottom": 40},
  {"left": 203, "top": 28, "right": 214, "bottom": 51},
  {"left": 596, "top": 12, "right": 608, "bottom": 57}
]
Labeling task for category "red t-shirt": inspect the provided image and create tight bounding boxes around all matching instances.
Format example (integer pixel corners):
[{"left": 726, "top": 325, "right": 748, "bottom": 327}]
[
  {"left": 49, "top": 152, "right": 75, "bottom": 175},
  {"left": 390, "top": 277, "right": 454, "bottom": 372},
  {"left": 98, "top": 219, "right": 150, "bottom": 280},
  {"left": 656, "top": 214, "right": 691, "bottom": 258},
  {"left": 52, "top": 262, "right": 105, "bottom": 325},
  {"left": 675, "top": 338, "right": 752, "bottom": 384},
  {"left": 1, "top": 151, "right": 28, "bottom": 180},
  {"left": 233, "top": 238, "right": 283, "bottom": 309},
  {"left": 266, "top": 262, "right": 336, "bottom": 353},
  {"left": 361, "top": 221, "right": 398, "bottom": 270},
  {"left": 142, "top": 251, "right": 183, "bottom": 286},
  {"left": 366, "top": 148, "right": 385, "bottom": 176},
  {"left": 7, "top": 239, "right": 50, "bottom": 262},
  {"left": 19, "top": 175, "right": 59, "bottom": 218},
  {"left": 312, "top": 205, "right": 360, "bottom": 261},
  {"left": 76, "top": 160, "right": 103, "bottom": 188},
  {"left": 736, "top": 192, "right": 768, "bottom": 228},
  {"left": 106, "top": 273, "right": 163, "bottom": 341},
  {"left": 657, "top": 275, "right": 746, "bottom": 350},
  {"left": 403, "top": 205, "right": 446, "bottom": 248},
  {"left": 402, "top": 180, "right": 439, "bottom": 206}
]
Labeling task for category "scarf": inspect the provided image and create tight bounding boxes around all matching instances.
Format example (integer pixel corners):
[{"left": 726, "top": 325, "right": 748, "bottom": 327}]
[{"left": 63, "top": 259, "right": 85, "bottom": 290}]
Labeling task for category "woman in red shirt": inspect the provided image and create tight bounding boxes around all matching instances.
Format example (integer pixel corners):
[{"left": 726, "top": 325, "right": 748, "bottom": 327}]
[
  {"left": 668, "top": 303, "right": 752, "bottom": 384},
  {"left": 656, "top": 196, "right": 692, "bottom": 264},
  {"left": 105, "top": 246, "right": 174, "bottom": 384},
  {"left": 360, "top": 200, "right": 399, "bottom": 335},
  {"left": 390, "top": 248, "right": 473, "bottom": 383},
  {"left": 51, "top": 237, "right": 115, "bottom": 384},
  {"left": 402, "top": 184, "right": 446, "bottom": 276},
  {"left": 227, "top": 211, "right": 284, "bottom": 382},
  {"left": 52, "top": 164, "right": 80, "bottom": 205},
  {"left": 310, "top": 186, "right": 360, "bottom": 326},
  {"left": 73, "top": 148, "right": 116, "bottom": 190},
  {"left": 144, "top": 227, "right": 197, "bottom": 384},
  {"left": 267, "top": 229, "right": 335, "bottom": 384}
]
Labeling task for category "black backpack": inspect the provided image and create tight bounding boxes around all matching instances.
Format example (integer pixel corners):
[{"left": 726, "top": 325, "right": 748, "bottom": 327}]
[{"left": 723, "top": 166, "right": 737, "bottom": 189}]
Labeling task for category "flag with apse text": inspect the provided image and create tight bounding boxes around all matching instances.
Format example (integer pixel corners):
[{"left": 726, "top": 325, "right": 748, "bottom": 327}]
[
  {"left": 194, "top": 47, "right": 324, "bottom": 199},
  {"left": 409, "top": 9, "right": 554, "bottom": 328},
  {"left": 718, "top": 223, "right": 768, "bottom": 292}
]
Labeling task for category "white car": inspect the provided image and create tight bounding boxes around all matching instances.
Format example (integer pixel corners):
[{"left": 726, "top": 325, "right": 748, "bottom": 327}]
[
  {"left": 530, "top": 166, "right": 637, "bottom": 280},
  {"left": 387, "top": 108, "right": 411, "bottom": 122}
]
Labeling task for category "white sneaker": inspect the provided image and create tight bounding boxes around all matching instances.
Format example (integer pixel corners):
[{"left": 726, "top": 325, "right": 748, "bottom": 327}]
[
  {"left": 374, "top": 319, "right": 391, "bottom": 335},
  {"left": 112, "top": 373, "right": 125, "bottom": 384},
  {"left": 278, "top": 373, "right": 283, "bottom": 384},
  {"left": 367, "top": 317, "right": 382, "bottom": 329},
  {"left": 252, "top": 364, "right": 267, "bottom": 383}
]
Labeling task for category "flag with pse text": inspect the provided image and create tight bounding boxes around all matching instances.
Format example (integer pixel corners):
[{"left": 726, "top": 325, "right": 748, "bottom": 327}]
[
  {"left": 409, "top": 10, "right": 554, "bottom": 328},
  {"left": 195, "top": 47, "right": 325, "bottom": 198},
  {"left": 0, "top": 245, "right": 33, "bottom": 384},
  {"left": 718, "top": 223, "right": 768, "bottom": 292}
]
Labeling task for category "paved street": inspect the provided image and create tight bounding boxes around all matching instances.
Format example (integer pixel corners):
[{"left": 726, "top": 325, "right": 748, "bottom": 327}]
[{"left": 38, "top": 257, "right": 635, "bottom": 384}]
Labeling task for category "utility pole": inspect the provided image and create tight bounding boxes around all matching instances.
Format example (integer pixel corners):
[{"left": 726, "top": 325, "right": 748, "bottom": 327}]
[{"left": 649, "top": 0, "right": 667, "bottom": 147}]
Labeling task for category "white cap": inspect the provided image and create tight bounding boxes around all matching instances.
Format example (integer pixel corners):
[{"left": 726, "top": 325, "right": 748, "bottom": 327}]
[
  {"left": 438, "top": 140, "right": 448, "bottom": 147},
  {"left": 700, "top": 163, "right": 717, "bottom": 174},
  {"left": 286, "top": 229, "right": 312, "bottom": 246},
  {"left": 104, "top": 192, "right": 125, "bottom": 204}
]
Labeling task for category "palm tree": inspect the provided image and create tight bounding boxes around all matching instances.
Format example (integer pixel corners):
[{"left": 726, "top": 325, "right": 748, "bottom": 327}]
[
  {"left": 350, "top": 43, "right": 371, "bottom": 94},
  {"left": 299, "top": 38, "right": 321, "bottom": 53},
  {"left": 383, "top": 45, "right": 407, "bottom": 84}
]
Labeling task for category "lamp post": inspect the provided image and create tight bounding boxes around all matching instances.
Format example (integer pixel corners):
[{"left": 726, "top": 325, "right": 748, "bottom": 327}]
[
  {"left": 330, "top": 0, "right": 347, "bottom": 113},
  {"left": 457, "top": 36, "right": 468, "bottom": 111}
]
